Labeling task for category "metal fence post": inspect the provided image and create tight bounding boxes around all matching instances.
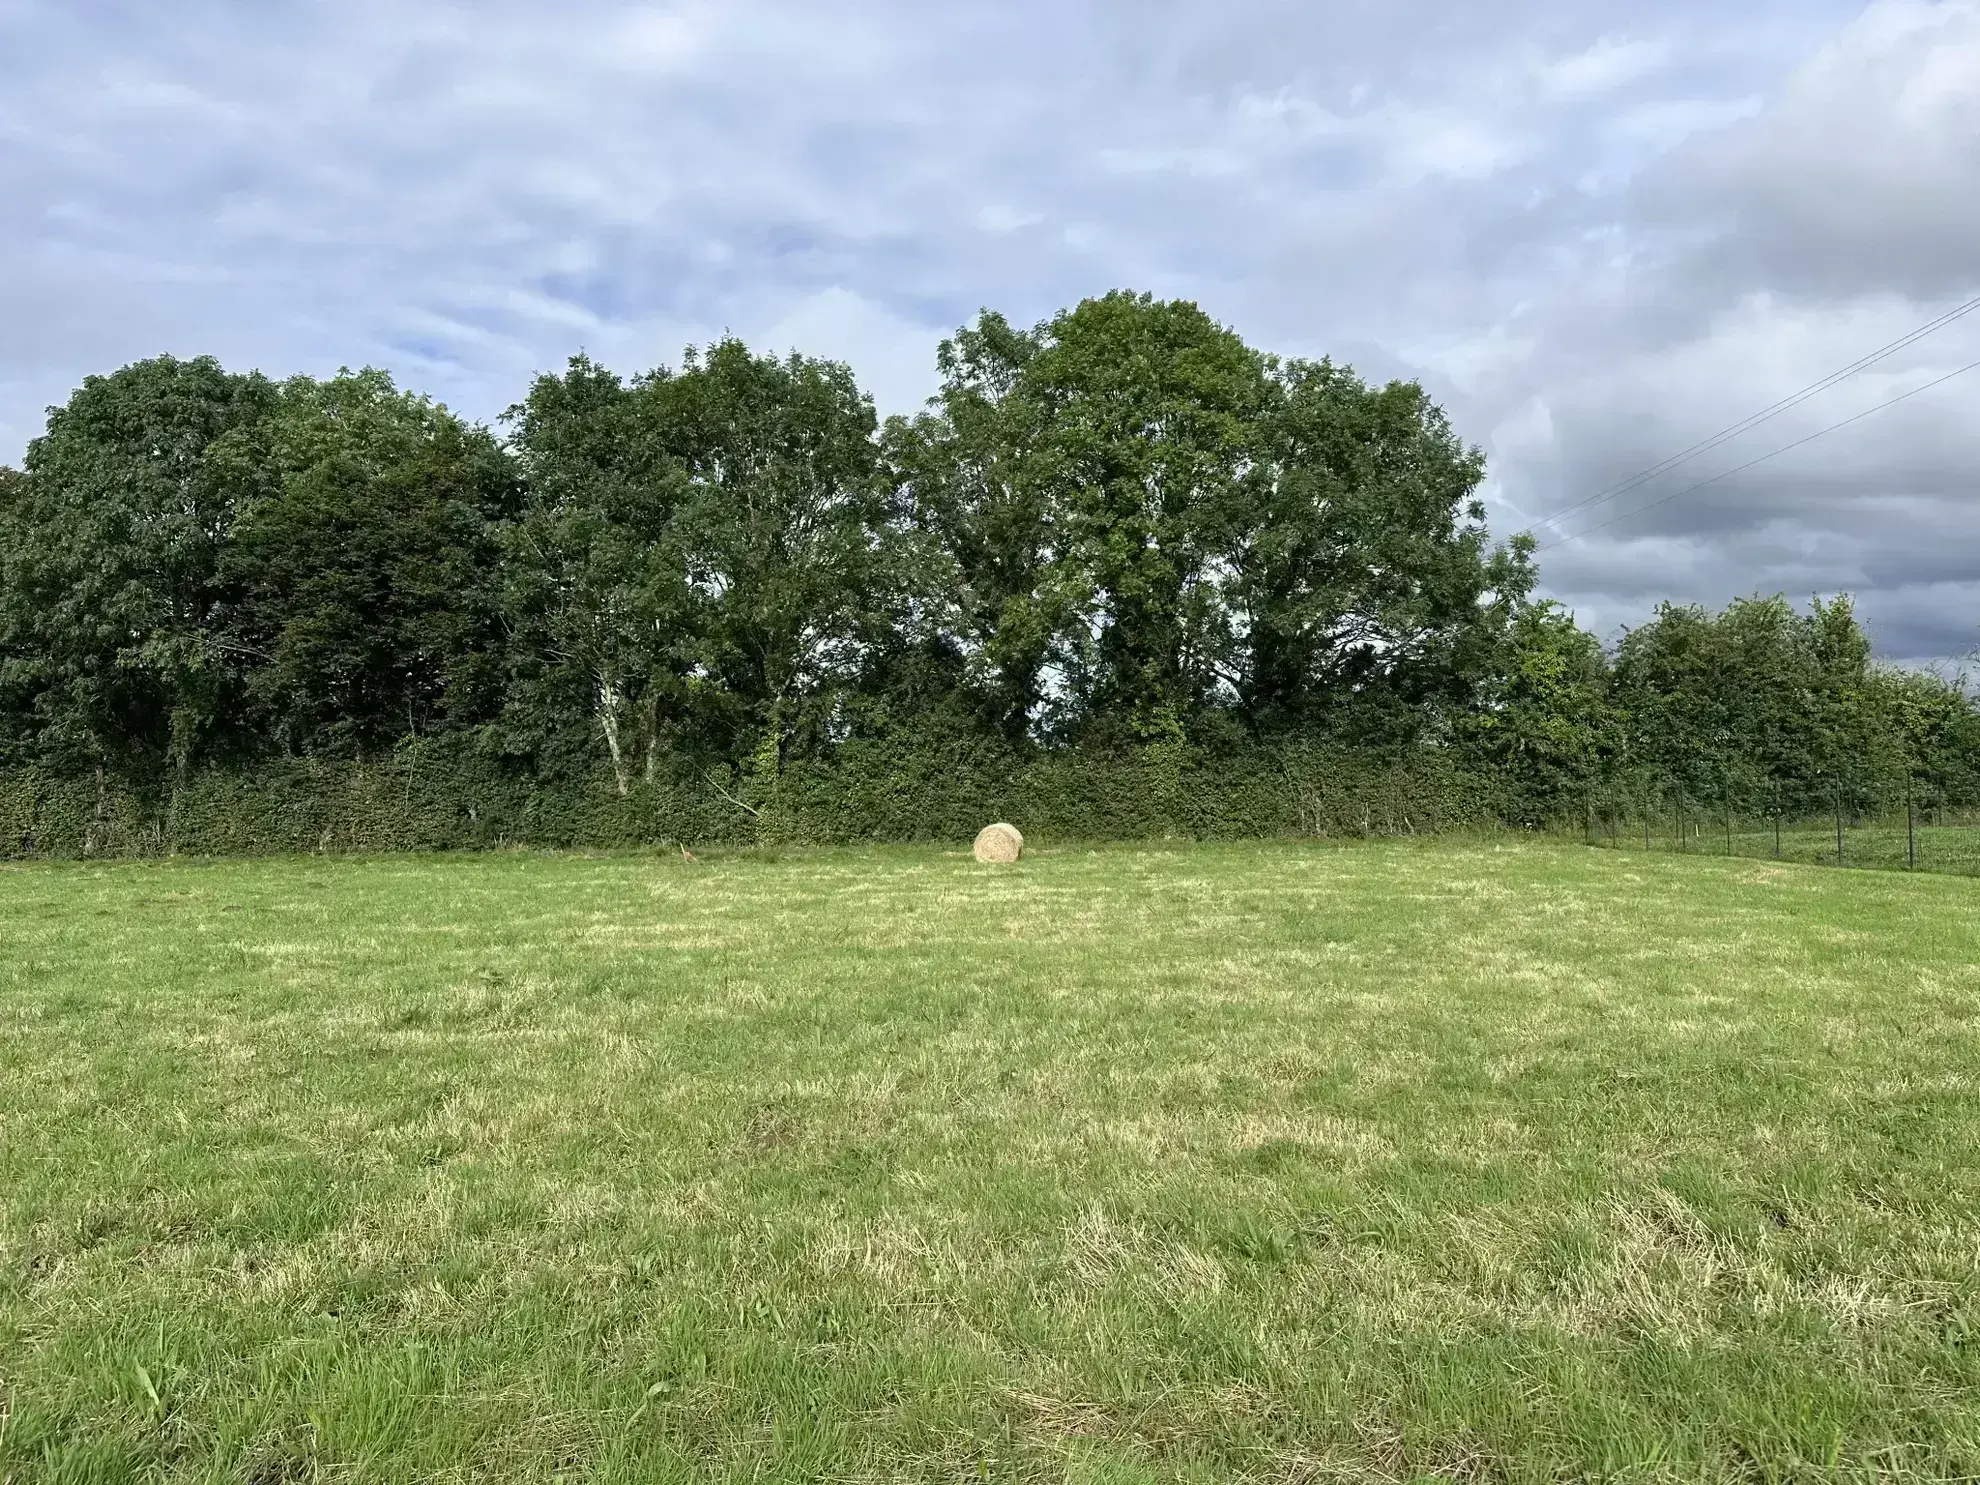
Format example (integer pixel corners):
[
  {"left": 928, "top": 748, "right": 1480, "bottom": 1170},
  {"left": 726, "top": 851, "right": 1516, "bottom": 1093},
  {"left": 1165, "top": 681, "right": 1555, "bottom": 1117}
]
[
  {"left": 1835, "top": 785, "right": 1844, "bottom": 867},
  {"left": 1907, "top": 776, "right": 1916, "bottom": 870}
]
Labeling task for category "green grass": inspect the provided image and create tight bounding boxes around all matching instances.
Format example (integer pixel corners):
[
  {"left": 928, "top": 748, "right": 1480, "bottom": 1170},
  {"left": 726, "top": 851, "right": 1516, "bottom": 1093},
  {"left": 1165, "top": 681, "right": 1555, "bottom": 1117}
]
[
  {"left": 2, "top": 839, "right": 1977, "bottom": 1483},
  {"left": 1586, "top": 814, "right": 1980, "bottom": 877}
]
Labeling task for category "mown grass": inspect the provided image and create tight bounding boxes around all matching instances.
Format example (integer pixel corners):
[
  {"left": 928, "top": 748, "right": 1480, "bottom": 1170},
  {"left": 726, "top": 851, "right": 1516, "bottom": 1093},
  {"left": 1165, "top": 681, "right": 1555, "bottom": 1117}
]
[
  {"left": 1588, "top": 815, "right": 1980, "bottom": 877},
  {"left": 1, "top": 839, "right": 1976, "bottom": 1483}
]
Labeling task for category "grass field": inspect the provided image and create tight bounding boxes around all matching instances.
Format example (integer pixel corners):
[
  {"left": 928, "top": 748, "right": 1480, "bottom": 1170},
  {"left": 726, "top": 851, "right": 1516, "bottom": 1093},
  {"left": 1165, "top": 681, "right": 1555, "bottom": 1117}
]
[
  {"left": 1585, "top": 814, "right": 1980, "bottom": 878},
  {"left": 2, "top": 840, "right": 1977, "bottom": 1483}
]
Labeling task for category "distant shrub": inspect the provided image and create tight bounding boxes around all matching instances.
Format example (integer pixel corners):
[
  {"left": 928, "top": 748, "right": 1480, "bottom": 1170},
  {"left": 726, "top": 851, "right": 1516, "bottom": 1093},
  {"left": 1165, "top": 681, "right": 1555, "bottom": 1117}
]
[{"left": 0, "top": 736, "right": 1502, "bottom": 859}]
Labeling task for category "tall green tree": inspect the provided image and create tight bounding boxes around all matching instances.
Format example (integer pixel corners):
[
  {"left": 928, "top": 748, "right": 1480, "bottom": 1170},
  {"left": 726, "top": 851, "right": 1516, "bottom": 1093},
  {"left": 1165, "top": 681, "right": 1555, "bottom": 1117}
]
[
  {"left": 1610, "top": 594, "right": 1918, "bottom": 816},
  {"left": 0, "top": 464, "right": 34, "bottom": 764},
  {"left": 894, "top": 294, "right": 1532, "bottom": 746},
  {"left": 1868, "top": 663, "right": 1980, "bottom": 809},
  {"left": 1610, "top": 601, "right": 1729, "bottom": 806},
  {"left": 503, "top": 342, "right": 896, "bottom": 785},
  {"left": 1229, "top": 360, "right": 1529, "bottom": 738},
  {"left": 1020, "top": 293, "right": 1270, "bottom": 737},
  {"left": 215, "top": 369, "right": 518, "bottom": 758},
  {"left": 1461, "top": 599, "right": 1613, "bottom": 824},
  {"left": 502, "top": 356, "right": 695, "bottom": 791},
  {"left": 885, "top": 312, "right": 1057, "bottom": 744},
  {"left": 650, "top": 340, "right": 894, "bottom": 769},
  {"left": 0, "top": 356, "right": 277, "bottom": 772}
]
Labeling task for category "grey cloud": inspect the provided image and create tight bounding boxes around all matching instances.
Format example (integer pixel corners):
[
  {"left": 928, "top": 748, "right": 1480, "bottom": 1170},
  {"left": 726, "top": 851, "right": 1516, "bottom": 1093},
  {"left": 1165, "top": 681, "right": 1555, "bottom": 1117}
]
[
  {"left": 1642, "top": 2, "right": 1980, "bottom": 300},
  {"left": 1508, "top": 2, "right": 1980, "bottom": 662},
  {"left": 1, "top": 0, "right": 1971, "bottom": 664}
]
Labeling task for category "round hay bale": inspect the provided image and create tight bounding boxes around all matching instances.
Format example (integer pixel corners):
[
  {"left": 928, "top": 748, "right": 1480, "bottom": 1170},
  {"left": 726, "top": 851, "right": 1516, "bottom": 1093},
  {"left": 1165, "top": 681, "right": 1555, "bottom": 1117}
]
[{"left": 973, "top": 822, "right": 1024, "bottom": 864}]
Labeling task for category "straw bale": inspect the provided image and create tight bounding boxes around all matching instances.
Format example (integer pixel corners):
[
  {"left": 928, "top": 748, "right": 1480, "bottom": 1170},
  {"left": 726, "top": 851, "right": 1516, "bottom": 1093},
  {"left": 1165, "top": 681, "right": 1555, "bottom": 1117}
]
[{"left": 973, "top": 823, "right": 1024, "bottom": 864}]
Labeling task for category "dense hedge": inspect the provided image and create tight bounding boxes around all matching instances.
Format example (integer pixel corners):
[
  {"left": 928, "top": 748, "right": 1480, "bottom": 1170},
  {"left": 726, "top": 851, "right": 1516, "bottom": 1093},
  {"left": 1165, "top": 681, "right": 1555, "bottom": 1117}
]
[{"left": 0, "top": 739, "right": 1506, "bottom": 859}]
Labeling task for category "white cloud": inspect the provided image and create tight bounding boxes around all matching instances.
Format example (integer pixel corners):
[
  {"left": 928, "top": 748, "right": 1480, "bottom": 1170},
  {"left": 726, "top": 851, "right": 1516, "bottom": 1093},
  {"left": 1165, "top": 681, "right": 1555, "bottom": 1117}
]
[
  {"left": 756, "top": 287, "right": 945, "bottom": 413},
  {"left": 7, "top": 0, "right": 1977, "bottom": 662},
  {"left": 1514, "top": 2, "right": 1980, "bottom": 659},
  {"left": 1607, "top": 95, "right": 1762, "bottom": 151},
  {"left": 975, "top": 203, "right": 1045, "bottom": 233},
  {"left": 1647, "top": 0, "right": 1980, "bottom": 297},
  {"left": 1538, "top": 36, "right": 1674, "bottom": 99},
  {"left": 608, "top": 7, "right": 717, "bottom": 71}
]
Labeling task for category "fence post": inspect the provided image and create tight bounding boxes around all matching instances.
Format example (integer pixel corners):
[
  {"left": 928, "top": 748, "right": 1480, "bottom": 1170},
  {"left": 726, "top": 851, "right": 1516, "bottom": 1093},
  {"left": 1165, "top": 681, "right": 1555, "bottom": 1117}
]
[
  {"left": 1907, "top": 776, "right": 1916, "bottom": 870},
  {"left": 1834, "top": 784, "right": 1844, "bottom": 867},
  {"left": 1774, "top": 810, "right": 1781, "bottom": 860}
]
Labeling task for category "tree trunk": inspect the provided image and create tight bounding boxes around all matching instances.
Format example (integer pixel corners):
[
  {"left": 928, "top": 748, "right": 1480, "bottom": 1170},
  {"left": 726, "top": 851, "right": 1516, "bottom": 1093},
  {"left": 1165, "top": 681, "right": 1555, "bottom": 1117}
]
[
  {"left": 643, "top": 693, "right": 660, "bottom": 786},
  {"left": 597, "top": 677, "right": 631, "bottom": 796}
]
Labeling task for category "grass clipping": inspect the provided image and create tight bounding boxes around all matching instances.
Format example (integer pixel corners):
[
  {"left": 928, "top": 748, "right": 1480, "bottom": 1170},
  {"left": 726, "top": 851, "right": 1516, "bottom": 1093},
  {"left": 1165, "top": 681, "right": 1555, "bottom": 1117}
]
[{"left": 973, "top": 823, "right": 1024, "bottom": 864}]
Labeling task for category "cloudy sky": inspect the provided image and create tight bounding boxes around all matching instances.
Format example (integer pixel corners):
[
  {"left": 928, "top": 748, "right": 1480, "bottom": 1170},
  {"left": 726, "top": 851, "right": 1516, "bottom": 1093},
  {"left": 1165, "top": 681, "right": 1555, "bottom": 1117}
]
[{"left": 4, "top": 0, "right": 1977, "bottom": 660}]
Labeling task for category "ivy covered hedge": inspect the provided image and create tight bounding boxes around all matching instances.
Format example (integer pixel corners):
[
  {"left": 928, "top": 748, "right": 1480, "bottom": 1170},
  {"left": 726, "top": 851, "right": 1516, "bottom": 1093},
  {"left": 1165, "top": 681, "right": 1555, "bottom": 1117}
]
[{"left": 0, "top": 738, "right": 1505, "bottom": 860}]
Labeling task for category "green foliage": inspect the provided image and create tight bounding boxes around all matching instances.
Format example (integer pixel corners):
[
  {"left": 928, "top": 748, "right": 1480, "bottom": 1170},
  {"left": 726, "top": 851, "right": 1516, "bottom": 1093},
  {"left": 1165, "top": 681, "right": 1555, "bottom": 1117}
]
[
  {"left": 0, "top": 734, "right": 1502, "bottom": 859},
  {"left": 218, "top": 369, "right": 518, "bottom": 757},
  {"left": 0, "top": 361, "right": 515, "bottom": 774},
  {"left": 884, "top": 311, "right": 1061, "bottom": 743},
  {"left": 5, "top": 302, "right": 1976, "bottom": 858},
  {"left": 1014, "top": 292, "right": 1270, "bottom": 733},
  {"left": 1461, "top": 598, "right": 1613, "bottom": 824},
  {"left": 648, "top": 340, "right": 895, "bottom": 765},
  {"left": 0, "top": 303, "right": 1532, "bottom": 804},
  {"left": 1236, "top": 360, "right": 1527, "bottom": 738},
  {"left": 503, "top": 342, "right": 901, "bottom": 790},
  {"left": 500, "top": 355, "right": 695, "bottom": 791},
  {"left": 1871, "top": 662, "right": 1980, "bottom": 805},
  {"left": 890, "top": 295, "right": 1526, "bottom": 745},
  {"left": 0, "top": 355, "right": 278, "bottom": 772},
  {"left": 0, "top": 463, "right": 32, "bottom": 764},
  {"left": 1608, "top": 594, "right": 1973, "bottom": 816}
]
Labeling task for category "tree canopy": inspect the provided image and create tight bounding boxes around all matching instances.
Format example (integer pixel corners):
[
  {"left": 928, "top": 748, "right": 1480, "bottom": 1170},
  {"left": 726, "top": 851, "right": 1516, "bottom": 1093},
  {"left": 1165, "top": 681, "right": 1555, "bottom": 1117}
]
[
  {"left": 888, "top": 292, "right": 1528, "bottom": 747},
  {"left": 2, "top": 294, "right": 1973, "bottom": 819}
]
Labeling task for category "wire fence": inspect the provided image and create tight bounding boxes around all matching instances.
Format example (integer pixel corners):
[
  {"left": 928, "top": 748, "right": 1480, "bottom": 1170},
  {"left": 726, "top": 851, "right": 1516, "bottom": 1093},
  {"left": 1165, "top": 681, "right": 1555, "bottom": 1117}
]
[{"left": 1569, "top": 782, "right": 1980, "bottom": 877}]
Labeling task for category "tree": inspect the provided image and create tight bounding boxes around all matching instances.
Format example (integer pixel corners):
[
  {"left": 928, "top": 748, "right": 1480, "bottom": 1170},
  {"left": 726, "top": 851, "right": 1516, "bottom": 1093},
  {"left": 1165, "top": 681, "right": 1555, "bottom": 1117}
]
[
  {"left": 216, "top": 369, "right": 518, "bottom": 758},
  {"left": 1609, "top": 594, "right": 1922, "bottom": 818},
  {"left": 0, "top": 465, "right": 34, "bottom": 764},
  {"left": 0, "top": 356, "right": 278, "bottom": 772},
  {"left": 649, "top": 340, "right": 893, "bottom": 769},
  {"left": 31, "top": 316, "right": 1963, "bottom": 837},
  {"left": 502, "top": 356, "right": 695, "bottom": 792},
  {"left": 1229, "top": 360, "right": 1528, "bottom": 740},
  {"left": 502, "top": 342, "right": 896, "bottom": 787},
  {"left": 885, "top": 311, "right": 1058, "bottom": 744},
  {"left": 1461, "top": 599, "right": 1612, "bottom": 824},
  {"left": 1017, "top": 293, "right": 1269, "bottom": 738},
  {"left": 1610, "top": 601, "right": 1730, "bottom": 809},
  {"left": 1869, "top": 663, "right": 1980, "bottom": 810},
  {"left": 893, "top": 294, "right": 1532, "bottom": 748}
]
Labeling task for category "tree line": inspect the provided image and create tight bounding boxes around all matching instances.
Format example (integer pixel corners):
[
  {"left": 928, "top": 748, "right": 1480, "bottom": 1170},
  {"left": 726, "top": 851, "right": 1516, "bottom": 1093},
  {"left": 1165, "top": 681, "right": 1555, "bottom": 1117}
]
[
  {"left": 2, "top": 290, "right": 1974, "bottom": 827},
  {"left": 1479, "top": 592, "right": 1980, "bottom": 823}
]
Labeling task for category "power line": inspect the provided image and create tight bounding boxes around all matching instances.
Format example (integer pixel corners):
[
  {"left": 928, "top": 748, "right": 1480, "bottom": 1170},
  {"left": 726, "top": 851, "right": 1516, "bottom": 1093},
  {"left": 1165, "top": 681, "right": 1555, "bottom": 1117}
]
[
  {"left": 1538, "top": 291, "right": 1980, "bottom": 535},
  {"left": 1535, "top": 355, "right": 1980, "bottom": 553}
]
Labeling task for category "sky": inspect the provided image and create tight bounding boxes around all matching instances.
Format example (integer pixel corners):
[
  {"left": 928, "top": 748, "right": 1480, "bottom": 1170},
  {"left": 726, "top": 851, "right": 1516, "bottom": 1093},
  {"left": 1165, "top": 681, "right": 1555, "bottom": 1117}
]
[{"left": 3, "top": 0, "right": 1977, "bottom": 662}]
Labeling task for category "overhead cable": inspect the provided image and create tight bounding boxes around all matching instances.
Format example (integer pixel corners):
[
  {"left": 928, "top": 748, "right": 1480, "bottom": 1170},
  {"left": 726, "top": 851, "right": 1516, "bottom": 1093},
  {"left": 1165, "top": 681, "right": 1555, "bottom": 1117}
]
[
  {"left": 1535, "top": 355, "right": 1980, "bottom": 552},
  {"left": 1538, "top": 291, "right": 1980, "bottom": 535}
]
